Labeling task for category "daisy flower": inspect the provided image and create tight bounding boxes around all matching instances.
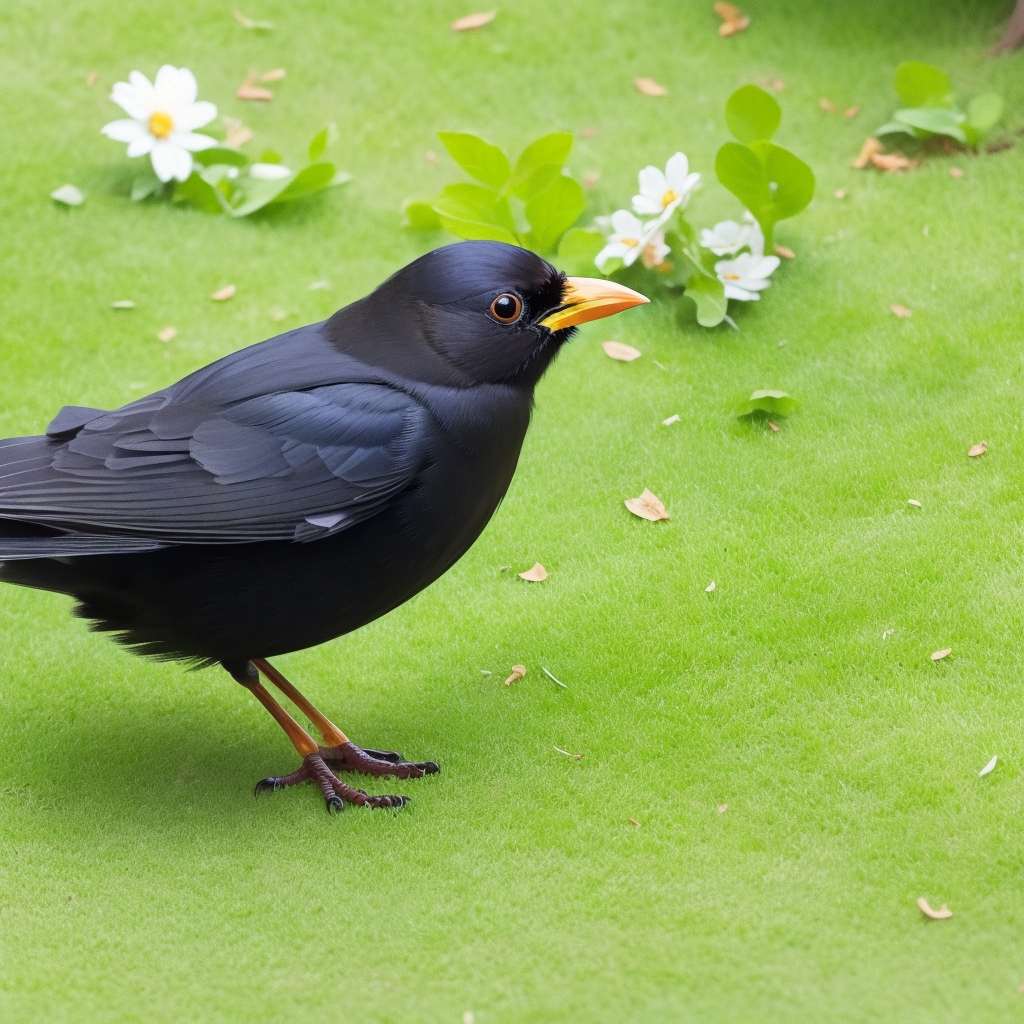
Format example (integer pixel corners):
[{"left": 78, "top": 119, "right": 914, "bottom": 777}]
[
  {"left": 640, "top": 230, "right": 670, "bottom": 269},
  {"left": 101, "top": 66, "right": 217, "bottom": 183},
  {"left": 715, "top": 252, "right": 781, "bottom": 301},
  {"left": 595, "top": 210, "right": 661, "bottom": 272},
  {"left": 700, "top": 219, "right": 765, "bottom": 258},
  {"left": 632, "top": 152, "right": 701, "bottom": 223}
]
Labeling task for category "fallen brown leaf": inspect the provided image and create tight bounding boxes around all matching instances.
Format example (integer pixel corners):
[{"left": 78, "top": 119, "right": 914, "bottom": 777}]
[
  {"left": 774, "top": 244, "right": 795, "bottom": 259},
  {"left": 931, "top": 648, "right": 952, "bottom": 661},
  {"left": 871, "top": 152, "right": 918, "bottom": 172},
  {"left": 236, "top": 75, "right": 273, "bottom": 101},
  {"left": 949, "top": 166, "right": 964, "bottom": 178},
  {"left": 211, "top": 285, "right": 236, "bottom": 301},
  {"left": 852, "top": 137, "right": 883, "bottom": 169},
  {"left": 602, "top": 341, "right": 641, "bottom": 362},
  {"left": 503, "top": 664, "right": 526, "bottom": 686},
  {"left": 917, "top": 897, "right": 952, "bottom": 920},
  {"left": 554, "top": 746, "right": 584, "bottom": 760},
  {"left": 987, "top": 139, "right": 1013, "bottom": 154},
  {"left": 625, "top": 488, "right": 670, "bottom": 522},
  {"left": 222, "top": 116, "right": 253, "bottom": 148},
  {"left": 518, "top": 562, "right": 548, "bottom": 582},
  {"left": 628, "top": 817, "right": 642, "bottom": 827},
  {"left": 86, "top": 72, "right": 99, "bottom": 87},
  {"left": 1018, "top": 983, "right": 1024, "bottom": 994},
  {"left": 714, "top": 2, "right": 750, "bottom": 35},
  {"left": 755, "top": 77, "right": 785, "bottom": 92},
  {"left": 891, "top": 304, "right": 912, "bottom": 318},
  {"left": 634, "top": 77, "right": 668, "bottom": 97},
  {"left": 844, "top": 105, "right": 859, "bottom": 118},
  {"left": 425, "top": 150, "right": 438, "bottom": 163},
  {"left": 260, "top": 68, "right": 286, "bottom": 82},
  {"left": 968, "top": 441, "right": 988, "bottom": 457},
  {"left": 717, "top": 804, "right": 728, "bottom": 813},
  {"left": 233, "top": 10, "right": 274, "bottom": 30},
  {"left": 451, "top": 11, "right": 496, "bottom": 30},
  {"left": 908, "top": 499, "right": 922, "bottom": 507},
  {"left": 819, "top": 97, "right": 838, "bottom": 113},
  {"left": 768, "top": 422, "right": 780, "bottom": 433},
  {"left": 157, "top": 326, "right": 177, "bottom": 343}
]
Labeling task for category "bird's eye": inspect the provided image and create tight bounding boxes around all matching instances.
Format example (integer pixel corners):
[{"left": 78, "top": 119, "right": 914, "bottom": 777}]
[{"left": 489, "top": 293, "right": 523, "bottom": 324}]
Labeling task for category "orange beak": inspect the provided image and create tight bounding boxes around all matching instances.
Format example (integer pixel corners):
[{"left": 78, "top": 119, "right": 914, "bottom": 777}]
[{"left": 539, "top": 277, "right": 650, "bottom": 332}]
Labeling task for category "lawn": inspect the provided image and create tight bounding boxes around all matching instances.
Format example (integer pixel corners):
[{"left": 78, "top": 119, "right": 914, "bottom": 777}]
[{"left": 2, "top": 0, "right": 1024, "bottom": 1020}]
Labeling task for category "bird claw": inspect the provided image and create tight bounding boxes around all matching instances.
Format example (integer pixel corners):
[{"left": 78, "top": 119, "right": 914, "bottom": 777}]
[{"left": 319, "top": 740, "right": 440, "bottom": 779}]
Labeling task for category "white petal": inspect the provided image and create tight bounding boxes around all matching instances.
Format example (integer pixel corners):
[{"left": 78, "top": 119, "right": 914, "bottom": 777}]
[
  {"left": 172, "top": 131, "right": 218, "bottom": 152},
  {"left": 595, "top": 243, "right": 623, "bottom": 271},
  {"left": 127, "top": 135, "right": 154, "bottom": 157},
  {"left": 610, "top": 209, "right": 644, "bottom": 235},
  {"left": 632, "top": 195, "right": 665, "bottom": 215},
  {"left": 738, "top": 277, "right": 771, "bottom": 291},
  {"left": 723, "top": 283, "right": 758, "bottom": 300},
  {"left": 636, "top": 165, "right": 667, "bottom": 199},
  {"left": 151, "top": 141, "right": 192, "bottom": 182},
  {"left": 101, "top": 118, "right": 148, "bottom": 143},
  {"left": 621, "top": 242, "right": 644, "bottom": 266},
  {"left": 176, "top": 100, "right": 217, "bottom": 132},
  {"left": 250, "top": 163, "right": 293, "bottom": 179},
  {"left": 154, "top": 65, "right": 197, "bottom": 117},
  {"left": 664, "top": 152, "right": 690, "bottom": 190},
  {"left": 110, "top": 79, "right": 153, "bottom": 120},
  {"left": 753, "top": 256, "right": 781, "bottom": 278}
]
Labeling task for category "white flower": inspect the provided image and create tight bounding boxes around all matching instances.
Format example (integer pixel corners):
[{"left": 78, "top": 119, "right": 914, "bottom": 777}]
[
  {"left": 249, "top": 163, "right": 292, "bottom": 180},
  {"left": 101, "top": 66, "right": 217, "bottom": 183},
  {"left": 715, "top": 252, "right": 781, "bottom": 301},
  {"left": 700, "top": 219, "right": 765, "bottom": 258},
  {"left": 595, "top": 210, "right": 661, "bottom": 272},
  {"left": 632, "top": 152, "right": 701, "bottom": 222},
  {"left": 640, "top": 230, "right": 670, "bottom": 269}
]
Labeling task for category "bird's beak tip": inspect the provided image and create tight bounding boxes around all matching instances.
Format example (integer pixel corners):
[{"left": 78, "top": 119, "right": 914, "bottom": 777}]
[{"left": 540, "top": 277, "right": 650, "bottom": 331}]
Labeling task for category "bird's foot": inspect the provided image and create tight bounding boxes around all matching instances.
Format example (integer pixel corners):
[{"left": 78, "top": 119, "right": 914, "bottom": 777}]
[
  {"left": 319, "top": 740, "right": 440, "bottom": 780},
  {"left": 254, "top": 753, "right": 412, "bottom": 813}
]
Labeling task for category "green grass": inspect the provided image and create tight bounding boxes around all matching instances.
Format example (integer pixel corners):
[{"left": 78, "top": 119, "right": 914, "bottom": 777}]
[{"left": 3, "top": 0, "right": 1024, "bottom": 1020}]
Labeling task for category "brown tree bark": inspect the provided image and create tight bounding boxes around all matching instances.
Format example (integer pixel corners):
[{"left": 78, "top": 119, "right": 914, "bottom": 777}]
[{"left": 991, "top": 0, "right": 1024, "bottom": 53}]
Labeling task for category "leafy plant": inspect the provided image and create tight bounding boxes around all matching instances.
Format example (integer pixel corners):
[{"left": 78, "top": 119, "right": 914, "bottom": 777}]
[
  {"left": 736, "top": 389, "right": 798, "bottom": 418},
  {"left": 404, "top": 131, "right": 586, "bottom": 253},
  {"left": 875, "top": 62, "right": 1004, "bottom": 147},
  {"left": 137, "top": 127, "right": 351, "bottom": 218}
]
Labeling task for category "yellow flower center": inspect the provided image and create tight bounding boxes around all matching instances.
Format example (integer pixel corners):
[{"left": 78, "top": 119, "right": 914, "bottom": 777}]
[
  {"left": 661, "top": 188, "right": 679, "bottom": 207},
  {"left": 620, "top": 237, "right": 639, "bottom": 247},
  {"left": 148, "top": 111, "right": 174, "bottom": 138},
  {"left": 723, "top": 273, "right": 741, "bottom": 280}
]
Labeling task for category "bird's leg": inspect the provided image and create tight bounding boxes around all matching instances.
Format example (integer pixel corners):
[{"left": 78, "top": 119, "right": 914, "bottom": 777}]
[
  {"left": 251, "top": 657, "right": 440, "bottom": 780},
  {"left": 230, "top": 660, "right": 411, "bottom": 813}
]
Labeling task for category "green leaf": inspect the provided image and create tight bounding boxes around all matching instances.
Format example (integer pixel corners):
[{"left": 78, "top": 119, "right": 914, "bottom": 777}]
[
  {"left": 193, "top": 146, "right": 249, "bottom": 167},
  {"left": 260, "top": 150, "right": 282, "bottom": 164},
  {"left": 436, "top": 132, "right": 511, "bottom": 189},
  {"left": 737, "top": 389, "right": 798, "bottom": 418},
  {"left": 966, "top": 92, "right": 1003, "bottom": 137},
  {"left": 402, "top": 200, "right": 443, "bottom": 230},
  {"left": 894, "top": 61, "right": 954, "bottom": 108},
  {"left": 875, "top": 120, "right": 918, "bottom": 138},
  {"left": 555, "top": 227, "right": 605, "bottom": 275},
  {"left": 892, "top": 106, "right": 966, "bottom": 142},
  {"left": 754, "top": 142, "right": 816, "bottom": 220},
  {"left": 432, "top": 182, "right": 518, "bottom": 244},
  {"left": 725, "top": 84, "right": 782, "bottom": 144},
  {"left": 308, "top": 129, "right": 329, "bottom": 163},
  {"left": 268, "top": 162, "right": 337, "bottom": 205},
  {"left": 683, "top": 274, "right": 728, "bottom": 327},
  {"left": 511, "top": 132, "right": 574, "bottom": 200},
  {"left": 130, "top": 170, "right": 161, "bottom": 201},
  {"left": 524, "top": 174, "right": 585, "bottom": 252},
  {"left": 173, "top": 171, "right": 228, "bottom": 214}
]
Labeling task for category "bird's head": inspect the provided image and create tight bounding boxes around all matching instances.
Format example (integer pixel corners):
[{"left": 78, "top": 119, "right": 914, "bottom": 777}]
[{"left": 332, "top": 241, "right": 648, "bottom": 388}]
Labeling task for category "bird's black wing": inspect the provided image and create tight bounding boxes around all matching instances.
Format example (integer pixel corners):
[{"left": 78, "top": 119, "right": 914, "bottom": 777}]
[{"left": 0, "top": 375, "right": 434, "bottom": 553}]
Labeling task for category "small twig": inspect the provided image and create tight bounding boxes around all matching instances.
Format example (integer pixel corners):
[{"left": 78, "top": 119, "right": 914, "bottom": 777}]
[
  {"left": 542, "top": 666, "right": 567, "bottom": 688},
  {"left": 554, "top": 746, "right": 583, "bottom": 760}
]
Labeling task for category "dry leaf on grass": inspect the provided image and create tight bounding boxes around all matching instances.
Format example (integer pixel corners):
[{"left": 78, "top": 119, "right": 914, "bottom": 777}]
[
  {"left": 774, "top": 244, "right": 795, "bottom": 259},
  {"left": 819, "top": 98, "right": 838, "bottom": 113},
  {"left": 580, "top": 127, "right": 596, "bottom": 138},
  {"left": 979, "top": 755, "right": 998, "bottom": 777},
  {"left": 308, "top": 280, "right": 329, "bottom": 290},
  {"left": 907, "top": 499, "right": 922, "bottom": 507},
  {"left": 662, "top": 414, "right": 680, "bottom": 426},
  {"left": 882, "top": 628, "right": 894, "bottom": 639},
  {"left": 871, "top": 152, "right": 918, "bottom": 172},
  {"left": 852, "top": 137, "right": 883, "bottom": 169},
  {"left": 844, "top": 105, "right": 859, "bottom": 118},
  {"left": 425, "top": 150, "right": 438, "bottom": 163},
  {"left": 211, "top": 285, "right": 236, "bottom": 301},
  {"left": 968, "top": 441, "right": 988, "bottom": 457},
  {"left": 222, "top": 116, "right": 253, "bottom": 148},
  {"left": 834, "top": 189, "right": 846, "bottom": 199},
  {"left": 233, "top": 9, "right": 274, "bottom": 30},
  {"left": 582, "top": 173, "right": 599, "bottom": 189},
  {"left": 157, "top": 326, "right": 177, "bottom": 342},
  {"left": 628, "top": 817, "right": 642, "bottom": 827},
  {"left": 634, "top": 77, "right": 668, "bottom": 97},
  {"left": 451, "top": 11, "right": 496, "bottom": 30},
  {"left": 755, "top": 77, "right": 785, "bottom": 91},
  {"left": 543, "top": 667, "right": 567, "bottom": 689},
  {"left": 260, "top": 68, "right": 286, "bottom": 82},
  {"left": 917, "top": 897, "right": 952, "bottom": 920},
  {"left": 714, "top": 2, "right": 750, "bottom": 35},
  {"left": 519, "top": 562, "right": 548, "bottom": 582},
  {"left": 768, "top": 421, "right": 780, "bottom": 432},
  {"left": 51, "top": 184, "right": 84, "bottom": 206},
  {"left": 236, "top": 74, "right": 273, "bottom": 101},
  {"left": 86, "top": 72, "right": 99, "bottom": 87},
  {"left": 931, "top": 648, "right": 952, "bottom": 661},
  {"left": 625, "top": 489, "right": 670, "bottom": 521},
  {"left": 270, "top": 307, "right": 289, "bottom": 321},
  {"left": 891, "top": 304, "right": 912, "bottom": 318},
  {"left": 503, "top": 664, "right": 526, "bottom": 686},
  {"left": 554, "top": 746, "right": 583, "bottom": 759},
  {"left": 706, "top": 581, "right": 716, "bottom": 592},
  {"left": 110, "top": 300, "right": 135, "bottom": 309},
  {"left": 717, "top": 804, "right": 728, "bottom": 813},
  {"left": 463, "top": 1013, "right": 475, "bottom": 1024},
  {"left": 949, "top": 167, "right": 965, "bottom": 178},
  {"left": 603, "top": 341, "right": 641, "bottom": 361}
]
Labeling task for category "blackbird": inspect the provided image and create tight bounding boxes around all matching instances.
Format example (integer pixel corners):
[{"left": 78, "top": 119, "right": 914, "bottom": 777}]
[{"left": 0, "top": 241, "right": 647, "bottom": 812}]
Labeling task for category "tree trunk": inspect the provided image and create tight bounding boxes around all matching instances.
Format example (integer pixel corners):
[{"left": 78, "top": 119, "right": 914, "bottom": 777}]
[{"left": 991, "top": 0, "right": 1024, "bottom": 53}]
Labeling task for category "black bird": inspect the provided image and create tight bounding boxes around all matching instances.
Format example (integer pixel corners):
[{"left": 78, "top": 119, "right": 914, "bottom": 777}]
[{"left": 0, "top": 241, "right": 646, "bottom": 812}]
